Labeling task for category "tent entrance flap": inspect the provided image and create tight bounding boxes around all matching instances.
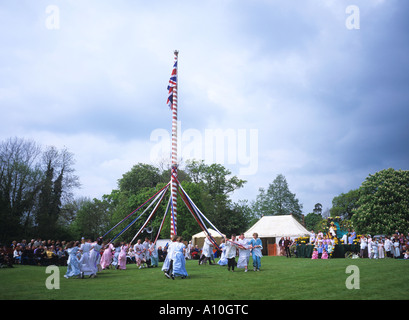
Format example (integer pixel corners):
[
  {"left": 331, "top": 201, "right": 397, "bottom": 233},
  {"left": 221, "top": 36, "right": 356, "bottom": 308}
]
[{"left": 262, "top": 237, "right": 275, "bottom": 256}]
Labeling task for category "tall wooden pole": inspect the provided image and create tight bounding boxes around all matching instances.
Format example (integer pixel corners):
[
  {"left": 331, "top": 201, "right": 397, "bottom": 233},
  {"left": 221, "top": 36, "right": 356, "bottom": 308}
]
[{"left": 170, "top": 50, "right": 179, "bottom": 237}]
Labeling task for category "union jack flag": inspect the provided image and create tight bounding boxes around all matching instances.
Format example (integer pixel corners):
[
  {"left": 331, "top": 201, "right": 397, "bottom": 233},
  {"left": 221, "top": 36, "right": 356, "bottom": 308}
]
[{"left": 167, "top": 59, "right": 177, "bottom": 109}]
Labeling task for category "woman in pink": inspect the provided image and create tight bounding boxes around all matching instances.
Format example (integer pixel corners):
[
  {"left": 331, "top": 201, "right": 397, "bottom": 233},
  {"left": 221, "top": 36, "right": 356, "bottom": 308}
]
[
  {"left": 118, "top": 242, "right": 129, "bottom": 270},
  {"left": 100, "top": 242, "right": 114, "bottom": 270}
]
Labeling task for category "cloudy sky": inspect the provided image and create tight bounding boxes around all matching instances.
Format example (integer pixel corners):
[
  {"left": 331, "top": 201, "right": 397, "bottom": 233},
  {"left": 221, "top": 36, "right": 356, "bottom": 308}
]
[{"left": 1, "top": 0, "right": 408, "bottom": 215}]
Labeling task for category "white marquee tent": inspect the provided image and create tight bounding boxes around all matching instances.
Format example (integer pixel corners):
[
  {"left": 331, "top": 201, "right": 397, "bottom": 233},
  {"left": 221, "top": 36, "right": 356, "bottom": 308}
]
[
  {"left": 244, "top": 215, "right": 312, "bottom": 256},
  {"left": 191, "top": 228, "right": 226, "bottom": 249}
]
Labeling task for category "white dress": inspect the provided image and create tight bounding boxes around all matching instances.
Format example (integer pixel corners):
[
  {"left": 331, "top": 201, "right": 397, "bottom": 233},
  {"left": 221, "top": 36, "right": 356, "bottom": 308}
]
[
  {"left": 236, "top": 239, "right": 250, "bottom": 269},
  {"left": 133, "top": 243, "right": 144, "bottom": 262},
  {"left": 217, "top": 243, "right": 228, "bottom": 266},
  {"left": 378, "top": 241, "right": 385, "bottom": 258},
  {"left": 143, "top": 241, "right": 150, "bottom": 260},
  {"left": 79, "top": 242, "right": 94, "bottom": 276},
  {"left": 161, "top": 241, "right": 176, "bottom": 272},
  {"left": 225, "top": 241, "right": 237, "bottom": 259},
  {"left": 393, "top": 241, "right": 400, "bottom": 257},
  {"left": 202, "top": 238, "right": 213, "bottom": 258},
  {"left": 89, "top": 243, "right": 102, "bottom": 274},
  {"left": 172, "top": 242, "right": 188, "bottom": 278}
]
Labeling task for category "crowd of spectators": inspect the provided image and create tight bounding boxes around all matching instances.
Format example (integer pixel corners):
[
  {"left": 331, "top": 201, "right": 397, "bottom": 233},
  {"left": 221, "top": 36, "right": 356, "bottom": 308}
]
[
  {"left": 334, "top": 228, "right": 409, "bottom": 259},
  {"left": 0, "top": 238, "right": 69, "bottom": 267},
  {"left": 2, "top": 230, "right": 408, "bottom": 268},
  {"left": 300, "top": 228, "right": 409, "bottom": 259},
  {"left": 0, "top": 238, "right": 206, "bottom": 268},
  {"left": 357, "top": 231, "right": 409, "bottom": 259}
]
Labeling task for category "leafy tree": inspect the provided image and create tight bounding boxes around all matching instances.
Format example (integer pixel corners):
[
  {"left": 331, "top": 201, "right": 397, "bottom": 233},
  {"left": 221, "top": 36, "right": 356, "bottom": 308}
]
[
  {"left": 0, "top": 137, "right": 42, "bottom": 242},
  {"left": 352, "top": 168, "right": 409, "bottom": 235},
  {"left": 184, "top": 160, "right": 247, "bottom": 235},
  {"left": 185, "top": 160, "right": 246, "bottom": 197},
  {"left": 35, "top": 146, "right": 80, "bottom": 239},
  {"left": 304, "top": 212, "right": 322, "bottom": 232},
  {"left": 101, "top": 160, "right": 248, "bottom": 242},
  {"left": 252, "top": 174, "right": 303, "bottom": 222},
  {"left": 313, "top": 203, "right": 322, "bottom": 215},
  {"left": 36, "top": 159, "right": 56, "bottom": 238},
  {"left": 60, "top": 196, "right": 90, "bottom": 228},
  {"left": 118, "top": 163, "right": 161, "bottom": 195},
  {"left": 330, "top": 189, "right": 359, "bottom": 220},
  {"left": 0, "top": 137, "right": 80, "bottom": 242},
  {"left": 69, "top": 198, "right": 111, "bottom": 240}
]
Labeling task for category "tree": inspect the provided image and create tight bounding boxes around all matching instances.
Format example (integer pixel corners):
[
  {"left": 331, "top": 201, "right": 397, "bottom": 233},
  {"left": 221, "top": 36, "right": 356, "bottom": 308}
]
[
  {"left": 330, "top": 189, "right": 359, "bottom": 220},
  {"left": 118, "top": 163, "right": 161, "bottom": 195},
  {"left": 313, "top": 203, "right": 322, "bottom": 215},
  {"left": 35, "top": 146, "right": 80, "bottom": 239},
  {"left": 185, "top": 160, "right": 246, "bottom": 197},
  {"left": 352, "top": 168, "right": 409, "bottom": 235},
  {"left": 304, "top": 212, "right": 322, "bottom": 232},
  {"left": 252, "top": 174, "right": 303, "bottom": 221},
  {"left": 108, "top": 163, "right": 182, "bottom": 241},
  {"left": 102, "top": 160, "right": 248, "bottom": 242},
  {"left": 69, "top": 197, "right": 111, "bottom": 240},
  {"left": 0, "top": 137, "right": 42, "bottom": 242},
  {"left": 184, "top": 160, "right": 247, "bottom": 235},
  {"left": 0, "top": 137, "right": 80, "bottom": 242}
]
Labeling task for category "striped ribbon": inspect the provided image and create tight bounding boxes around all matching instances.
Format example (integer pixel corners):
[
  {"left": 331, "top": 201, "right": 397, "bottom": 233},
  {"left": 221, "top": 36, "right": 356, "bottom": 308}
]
[
  {"left": 129, "top": 183, "right": 170, "bottom": 245},
  {"left": 102, "top": 182, "right": 170, "bottom": 239},
  {"left": 106, "top": 183, "right": 170, "bottom": 244}
]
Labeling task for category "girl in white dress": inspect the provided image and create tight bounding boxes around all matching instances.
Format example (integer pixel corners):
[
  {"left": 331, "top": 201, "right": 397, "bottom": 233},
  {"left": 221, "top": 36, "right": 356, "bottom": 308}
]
[
  {"left": 217, "top": 239, "right": 228, "bottom": 266},
  {"left": 79, "top": 239, "right": 94, "bottom": 278},
  {"left": 133, "top": 239, "right": 145, "bottom": 268},
  {"left": 378, "top": 238, "right": 385, "bottom": 259},
  {"left": 393, "top": 238, "right": 400, "bottom": 258},
  {"left": 172, "top": 236, "right": 188, "bottom": 279},
  {"left": 236, "top": 234, "right": 251, "bottom": 272}
]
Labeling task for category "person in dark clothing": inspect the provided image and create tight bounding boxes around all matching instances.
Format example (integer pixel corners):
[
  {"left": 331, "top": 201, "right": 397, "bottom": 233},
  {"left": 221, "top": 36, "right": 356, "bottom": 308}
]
[{"left": 284, "top": 237, "right": 292, "bottom": 258}]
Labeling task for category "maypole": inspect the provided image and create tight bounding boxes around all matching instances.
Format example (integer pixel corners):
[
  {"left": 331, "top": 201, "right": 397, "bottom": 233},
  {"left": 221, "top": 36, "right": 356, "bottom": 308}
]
[
  {"left": 102, "top": 50, "right": 226, "bottom": 245},
  {"left": 168, "top": 50, "right": 179, "bottom": 236}
]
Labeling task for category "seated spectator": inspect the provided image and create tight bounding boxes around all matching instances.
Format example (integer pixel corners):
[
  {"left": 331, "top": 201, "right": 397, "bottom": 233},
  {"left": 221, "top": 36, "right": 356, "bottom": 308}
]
[
  {"left": 191, "top": 245, "right": 200, "bottom": 260},
  {"left": 44, "top": 245, "right": 57, "bottom": 265},
  {"left": 21, "top": 246, "right": 34, "bottom": 265},
  {"left": 33, "top": 238, "right": 42, "bottom": 248},
  {"left": 127, "top": 247, "right": 135, "bottom": 264},
  {"left": 13, "top": 246, "right": 22, "bottom": 264},
  {"left": 0, "top": 246, "right": 13, "bottom": 267},
  {"left": 33, "top": 245, "right": 45, "bottom": 265},
  {"left": 403, "top": 248, "right": 409, "bottom": 260},
  {"left": 55, "top": 245, "right": 67, "bottom": 266}
]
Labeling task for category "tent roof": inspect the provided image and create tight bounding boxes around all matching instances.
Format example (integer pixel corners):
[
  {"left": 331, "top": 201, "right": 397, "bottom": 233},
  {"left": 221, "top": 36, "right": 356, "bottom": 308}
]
[
  {"left": 244, "top": 215, "right": 311, "bottom": 238},
  {"left": 192, "top": 228, "right": 225, "bottom": 239},
  {"left": 191, "top": 228, "right": 226, "bottom": 248}
]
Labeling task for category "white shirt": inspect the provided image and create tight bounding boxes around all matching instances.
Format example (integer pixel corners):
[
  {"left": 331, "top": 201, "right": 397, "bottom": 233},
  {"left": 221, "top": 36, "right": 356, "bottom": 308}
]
[
  {"left": 384, "top": 239, "right": 392, "bottom": 251},
  {"left": 133, "top": 243, "right": 144, "bottom": 258},
  {"left": 202, "top": 237, "right": 213, "bottom": 257},
  {"left": 360, "top": 237, "right": 367, "bottom": 249},
  {"left": 167, "top": 241, "right": 177, "bottom": 260},
  {"left": 225, "top": 240, "right": 237, "bottom": 259},
  {"left": 237, "top": 238, "right": 250, "bottom": 257}
]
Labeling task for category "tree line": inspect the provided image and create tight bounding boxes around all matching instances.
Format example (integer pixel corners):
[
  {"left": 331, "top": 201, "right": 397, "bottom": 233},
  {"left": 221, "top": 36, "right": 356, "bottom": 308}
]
[
  {"left": 2, "top": 137, "right": 408, "bottom": 245},
  {"left": 0, "top": 137, "right": 79, "bottom": 243},
  {"left": 304, "top": 168, "right": 409, "bottom": 236},
  {"left": 0, "top": 137, "right": 304, "bottom": 244}
]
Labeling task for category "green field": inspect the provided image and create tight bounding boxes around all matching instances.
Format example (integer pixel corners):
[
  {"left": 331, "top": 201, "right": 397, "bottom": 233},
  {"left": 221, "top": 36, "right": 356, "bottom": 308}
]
[{"left": 1, "top": 256, "right": 408, "bottom": 300}]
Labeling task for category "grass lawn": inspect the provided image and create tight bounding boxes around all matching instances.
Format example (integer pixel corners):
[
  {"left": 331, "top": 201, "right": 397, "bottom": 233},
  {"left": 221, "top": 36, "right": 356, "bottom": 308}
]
[{"left": 0, "top": 256, "right": 408, "bottom": 300}]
